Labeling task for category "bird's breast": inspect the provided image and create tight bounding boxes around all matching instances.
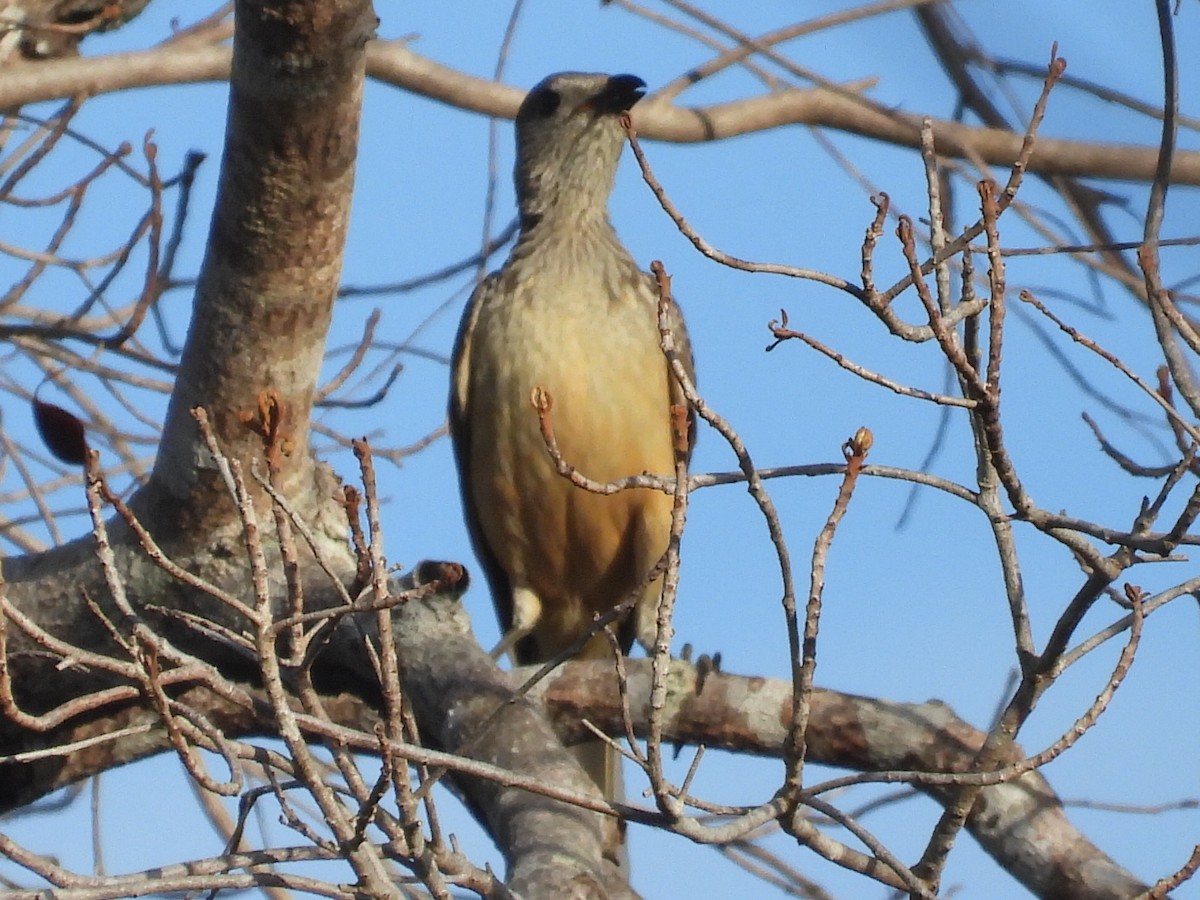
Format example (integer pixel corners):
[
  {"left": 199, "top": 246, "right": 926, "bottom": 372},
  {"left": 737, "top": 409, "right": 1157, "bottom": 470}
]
[{"left": 466, "top": 266, "right": 676, "bottom": 615}]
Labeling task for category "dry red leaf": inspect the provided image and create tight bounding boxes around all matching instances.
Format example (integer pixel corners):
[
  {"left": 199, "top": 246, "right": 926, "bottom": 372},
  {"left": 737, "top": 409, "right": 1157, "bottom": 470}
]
[{"left": 32, "top": 396, "right": 88, "bottom": 465}]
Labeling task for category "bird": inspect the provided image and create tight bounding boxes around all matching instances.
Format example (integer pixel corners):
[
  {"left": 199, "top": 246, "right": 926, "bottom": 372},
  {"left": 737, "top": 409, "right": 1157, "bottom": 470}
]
[{"left": 449, "top": 71, "right": 696, "bottom": 837}]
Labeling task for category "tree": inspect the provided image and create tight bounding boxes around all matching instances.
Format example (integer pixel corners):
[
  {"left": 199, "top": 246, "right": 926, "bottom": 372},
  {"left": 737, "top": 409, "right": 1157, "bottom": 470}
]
[{"left": 0, "top": 1, "right": 1197, "bottom": 897}]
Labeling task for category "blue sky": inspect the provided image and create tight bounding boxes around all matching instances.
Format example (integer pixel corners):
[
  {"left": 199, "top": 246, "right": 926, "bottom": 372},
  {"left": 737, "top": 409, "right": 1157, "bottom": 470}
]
[{"left": 2, "top": 2, "right": 1198, "bottom": 898}]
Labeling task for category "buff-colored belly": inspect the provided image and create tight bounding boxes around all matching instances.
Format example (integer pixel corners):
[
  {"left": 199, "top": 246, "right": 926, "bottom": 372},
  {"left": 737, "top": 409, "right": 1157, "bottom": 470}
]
[{"left": 467, "top": 275, "right": 675, "bottom": 656}]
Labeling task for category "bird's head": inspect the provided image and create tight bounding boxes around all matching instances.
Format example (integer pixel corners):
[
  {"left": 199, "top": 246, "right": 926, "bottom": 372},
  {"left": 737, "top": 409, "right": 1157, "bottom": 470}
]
[{"left": 513, "top": 72, "right": 646, "bottom": 226}]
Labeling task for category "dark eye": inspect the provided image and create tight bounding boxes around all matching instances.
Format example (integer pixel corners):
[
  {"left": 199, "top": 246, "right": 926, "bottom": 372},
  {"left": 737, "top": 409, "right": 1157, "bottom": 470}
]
[{"left": 527, "top": 88, "right": 560, "bottom": 118}]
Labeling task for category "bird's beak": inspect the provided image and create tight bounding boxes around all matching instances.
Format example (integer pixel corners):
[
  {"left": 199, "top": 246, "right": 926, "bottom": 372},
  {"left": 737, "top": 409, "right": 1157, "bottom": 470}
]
[{"left": 580, "top": 74, "right": 647, "bottom": 116}]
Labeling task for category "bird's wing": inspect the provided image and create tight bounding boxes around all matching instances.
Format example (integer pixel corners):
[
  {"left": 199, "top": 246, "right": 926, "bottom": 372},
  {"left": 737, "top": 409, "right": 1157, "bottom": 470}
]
[{"left": 448, "top": 273, "right": 517, "bottom": 631}]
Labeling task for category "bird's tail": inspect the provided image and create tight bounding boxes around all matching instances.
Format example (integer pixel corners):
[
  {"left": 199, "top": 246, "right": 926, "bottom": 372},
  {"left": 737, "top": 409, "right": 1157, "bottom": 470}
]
[{"left": 572, "top": 739, "right": 627, "bottom": 868}]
